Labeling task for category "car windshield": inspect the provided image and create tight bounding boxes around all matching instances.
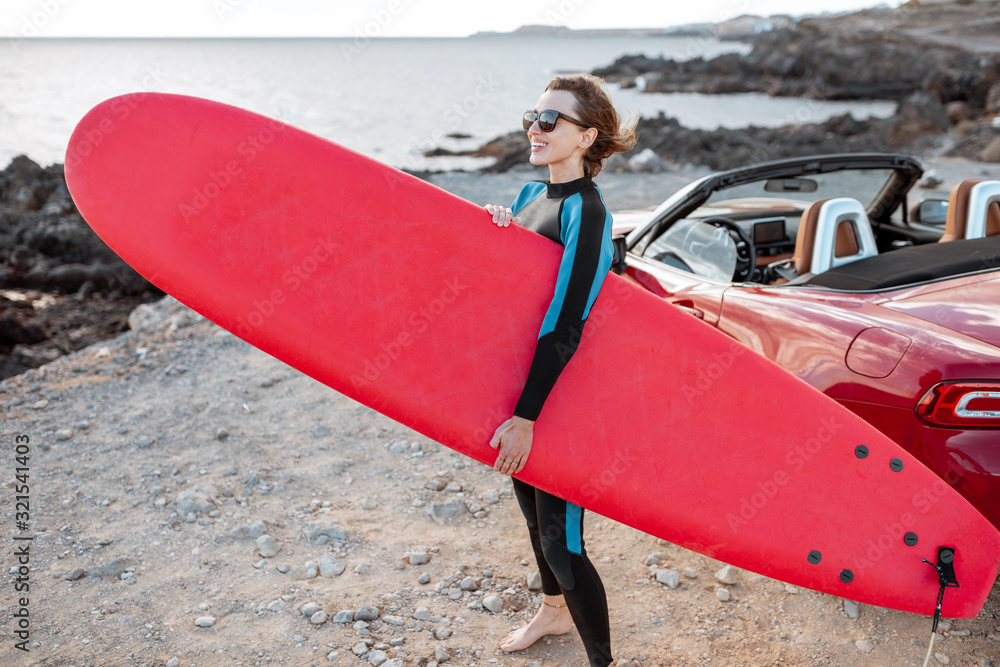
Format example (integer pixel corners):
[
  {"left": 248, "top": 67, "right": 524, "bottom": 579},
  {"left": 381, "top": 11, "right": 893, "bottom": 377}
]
[
  {"left": 703, "top": 168, "right": 896, "bottom": 210},
  {"left": 644, "top": 218, "right": 737, "bottom": 281}
]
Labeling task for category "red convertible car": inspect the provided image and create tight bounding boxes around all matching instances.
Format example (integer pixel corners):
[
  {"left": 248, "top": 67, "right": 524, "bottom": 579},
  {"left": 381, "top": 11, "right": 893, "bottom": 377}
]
[{"left": 614, "top": 154, "right": 1000, "bottom": 529}]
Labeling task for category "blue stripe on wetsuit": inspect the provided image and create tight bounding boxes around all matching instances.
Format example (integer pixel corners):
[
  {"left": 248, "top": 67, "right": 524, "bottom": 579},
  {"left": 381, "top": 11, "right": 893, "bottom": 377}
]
[
  {"left": 511, "top": 177, "right": 615, "bottom": 422},
  {"left": 565, "top": 501, "right": 583, "bottom": 554}
]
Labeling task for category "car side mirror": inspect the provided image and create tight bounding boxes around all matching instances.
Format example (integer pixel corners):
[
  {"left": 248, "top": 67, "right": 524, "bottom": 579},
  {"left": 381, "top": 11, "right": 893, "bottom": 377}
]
[
  {"left": 611, "top": 235, "right": 627, "bottom": 275},
  {"left": 911, "top": 198, "right": 948, "bottom": 224}
]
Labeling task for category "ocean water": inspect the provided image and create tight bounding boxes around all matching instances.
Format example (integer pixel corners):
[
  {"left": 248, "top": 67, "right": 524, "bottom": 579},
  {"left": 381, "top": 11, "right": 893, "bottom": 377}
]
[{"left": 1, "top": 35, "right": 897, "bottom": 170}]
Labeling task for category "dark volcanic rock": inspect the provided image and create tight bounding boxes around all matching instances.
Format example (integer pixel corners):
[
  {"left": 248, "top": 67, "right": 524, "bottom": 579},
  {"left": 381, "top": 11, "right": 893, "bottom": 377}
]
[
  {"left": 595, "top": 23, "right": 1000, "bottom": 115},
  {"left": 468, "top": 91, "right": 947, "bottom": 175},
  {"left": 0, "top": 155, "right": 161, "bottom": 378}
]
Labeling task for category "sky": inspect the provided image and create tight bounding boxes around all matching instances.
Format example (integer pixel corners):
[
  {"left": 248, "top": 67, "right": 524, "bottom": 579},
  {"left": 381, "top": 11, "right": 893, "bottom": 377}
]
[{"left": 1, "top": 0, "right": 903, "bottom": 39}]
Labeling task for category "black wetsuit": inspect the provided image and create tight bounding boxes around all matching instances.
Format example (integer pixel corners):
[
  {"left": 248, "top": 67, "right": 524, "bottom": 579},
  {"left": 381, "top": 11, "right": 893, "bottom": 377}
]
[{"left": 509, "top": 175, "right": 614, "bottom": 667}]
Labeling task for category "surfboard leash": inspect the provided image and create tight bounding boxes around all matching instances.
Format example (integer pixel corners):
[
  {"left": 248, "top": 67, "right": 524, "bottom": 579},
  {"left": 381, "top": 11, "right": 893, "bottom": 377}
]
[{"left": 920, "top": 547, "right": 960, "bottom": 667}]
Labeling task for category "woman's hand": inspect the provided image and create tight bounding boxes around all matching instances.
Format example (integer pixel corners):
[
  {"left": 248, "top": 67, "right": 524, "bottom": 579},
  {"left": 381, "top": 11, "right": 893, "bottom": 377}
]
[
  {"left": 485, "top": 203, "right": 518, "bottom": 227},
  {"left": 490, "top": 416, "right": 534, "bottom": 475}
]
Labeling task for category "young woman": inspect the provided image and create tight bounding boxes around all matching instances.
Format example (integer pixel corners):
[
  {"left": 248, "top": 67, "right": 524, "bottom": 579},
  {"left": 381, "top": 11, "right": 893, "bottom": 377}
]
[{"left": 484, "top": 73, "right": 636, "bottom": 667}]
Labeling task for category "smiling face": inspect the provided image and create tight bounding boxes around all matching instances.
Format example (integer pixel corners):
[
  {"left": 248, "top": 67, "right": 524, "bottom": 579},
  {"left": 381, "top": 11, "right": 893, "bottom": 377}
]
[{"left": 526, "top": 89, "right": 596, "bottom": 183}]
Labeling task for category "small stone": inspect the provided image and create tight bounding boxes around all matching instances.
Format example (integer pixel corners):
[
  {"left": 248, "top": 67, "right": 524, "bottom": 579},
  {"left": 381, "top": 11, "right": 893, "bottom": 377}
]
[
  {"left": 855, "top": 639, "right": 873, "bottom": 652},
  {"left": 166, "top": 658, "right": 180, "bottom": 667},
  {"left": 407, "top": 551, "right": 430, "bottom": 566},
  {"left": 655, "top": 569, "right": 680, "bottom": 589},
  {"left": 362, "top": 498, "right": 378, "bottom": 510},
  {"left": 383, "top": 615, "right": 404, "bottom": 626},
  {"left": 194, "top": 615, "right": 216, "bottom": 627},
  {"left": 482, "top": 594, "right": 503, "bottom": 613},
  {"left": 716, "top": 587, "right": 731, "bottom": 602},
  {"left": 293, "top": 634, "right": 308, "bottom": 643},
  {"left": 64, "top": 567, "right": 86, "bottom": 581},
  {"left": 715, "top": 565, "right": 738, "bottom": 585},
  {"left": 257, "top": 535, "right": 280, "bottom": 558},
  {"left": 414, "top": 607, "right": 432, "bottom": 621},
  {"left": 318, "top": 554, "right": 346, "bottom": 577},
  {"left": 175, "top": 482, "right": 217, "bottom": 515},
  {"left": 843, "top": 599, "right": 860, "bottom": 619},
  {"left": 683, "top": 567, "right": 697, "bottom": 579},
  {"left": 333, "top": 610, "right": 355, "bottom": 623},
  {"left": 310, "top": 610, "right": 328, "bottom": 625},
  {"left": 368, "top": 650, "right": 388, "bottom": 666},
  {"left": 304, "top": 561, "right": 318, "bottom": 578},
  {"left": 435, "top": 626, "right": 453, "bottom": 640},
  {"left": 427, "top": 498, "right": 466, "bottom": 523},
  {"left": 389, "top": 637, "right": 405, "bottom": 647},
  {"left": 354, "top": 605, "right": 380, "bottom": 622},
  {"left": 276, "top": 563, "right": 290, "bottom": 573},
  {"left": 526, "top": 571, "right": 542, "bottom": 590},
  {"left": 390, "top": 443, "right": 408, "bottom": 453},
  {"left": 785, "top": 584, "right": 799, "bottom": 594},
  {"left": 934, "top": 653, "right": 951, "bottom": 665},
  {"left": 215, "top": 427, "right": 229, "bottom": 440},
  {"left": 435, "top": 645, "right": 451, "bottom": 662},
  {"left": 55, "top": 428, "right": 73, "bottom": 441},
  {"left": 418, "top": 572, "right": 431, "bottom": 584},
  {"left": 459, "top": 576, "right": 478, "bottom": 591},
  {"left": 307, "top": 524, "right": 347, "bottom": 544},
  {"left": 352, "top": 641, "right": 369, "bottom": 656},
  {"left": 300, "top": 602, "right": 321, "bottom": 618}
]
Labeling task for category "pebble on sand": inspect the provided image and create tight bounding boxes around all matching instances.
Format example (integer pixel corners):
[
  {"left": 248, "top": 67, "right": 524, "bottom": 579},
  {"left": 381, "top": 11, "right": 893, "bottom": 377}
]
[
  {"left": 482, "top": 594, "right": 503, "bottom": 613},
  {"left": 716, "top": 587, "right": 731, "bottom": 602},
  {"left": 655, "top": 569, "right": 680, "bottom": 589},
  {"left": 855, "top": 639, "right": 874, "bottom": 652},
  {"left": 715, "top": 565, "right": 738, "bottom": 585},
  {"left": 318, "top": 554, "right": 346, "bottom": 576},
  {"left": 354, "top": 605, "right": 380, "bottom": 622},
  {"left": 406, "top": 550, "right": 430, "bottom": 565},
  {"left": 256, "top": 534, "right": 280, "bottom": 558},
  {"left": 194, "top": 615, "right": 216, "bottom": 627}
]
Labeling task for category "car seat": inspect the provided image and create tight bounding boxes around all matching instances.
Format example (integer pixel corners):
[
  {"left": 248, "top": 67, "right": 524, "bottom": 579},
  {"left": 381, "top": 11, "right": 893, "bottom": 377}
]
[{"left": 938, "top": 179, "right": 1000, "bottom": 242}]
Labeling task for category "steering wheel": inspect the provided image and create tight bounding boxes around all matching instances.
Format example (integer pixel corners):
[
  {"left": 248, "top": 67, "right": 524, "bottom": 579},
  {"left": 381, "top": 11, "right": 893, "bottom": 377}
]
[{"left": 702, "top": 216, "right": 755, "bottom": 282}]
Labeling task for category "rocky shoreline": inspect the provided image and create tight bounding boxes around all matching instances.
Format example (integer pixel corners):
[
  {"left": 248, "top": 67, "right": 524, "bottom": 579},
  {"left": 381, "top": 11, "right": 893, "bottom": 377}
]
[
  {"left": 434, "top": 3, "right": 1000, "bottom": 174},
  {"left": 0, "top": 155, "right": 160, "bottom": 379}
]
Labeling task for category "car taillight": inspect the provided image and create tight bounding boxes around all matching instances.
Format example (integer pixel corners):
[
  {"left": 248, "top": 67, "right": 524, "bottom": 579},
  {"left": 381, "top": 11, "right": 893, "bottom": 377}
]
[{"left": 916, "top": 382, "right": 1000, "bottom": 428}]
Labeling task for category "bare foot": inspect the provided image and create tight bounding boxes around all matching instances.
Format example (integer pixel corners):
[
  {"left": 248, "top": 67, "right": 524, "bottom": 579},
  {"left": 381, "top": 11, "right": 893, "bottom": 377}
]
[{"left": 499, "top": 598, "right": 574, "bottom": 653}]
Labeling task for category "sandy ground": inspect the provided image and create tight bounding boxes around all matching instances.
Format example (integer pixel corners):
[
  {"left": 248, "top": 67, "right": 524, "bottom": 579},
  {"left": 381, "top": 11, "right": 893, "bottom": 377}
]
[{"left": 2, "top": 294, "right": 999, "bottom": 667}]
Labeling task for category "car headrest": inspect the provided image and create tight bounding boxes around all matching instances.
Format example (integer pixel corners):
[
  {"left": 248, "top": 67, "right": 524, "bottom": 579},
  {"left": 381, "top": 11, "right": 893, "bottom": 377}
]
[
  {"left": 940, "top": 179, "right": 1000, "bottom": 242},
  {"left": 794, "top": 198, "right": 877, "bottom": 276}
]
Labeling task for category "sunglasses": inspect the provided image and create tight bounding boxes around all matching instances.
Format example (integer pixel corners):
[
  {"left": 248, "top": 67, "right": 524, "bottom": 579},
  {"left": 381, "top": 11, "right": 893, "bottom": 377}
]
[{"left": 522, "top": 109, "right": 588, "bottom": 133}]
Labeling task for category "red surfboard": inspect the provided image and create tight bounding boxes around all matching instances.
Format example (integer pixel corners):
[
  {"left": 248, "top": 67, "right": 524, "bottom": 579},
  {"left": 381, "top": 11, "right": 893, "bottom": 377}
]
[{"left": 65, "top": 93, "right": 1000, "bottom": 618}]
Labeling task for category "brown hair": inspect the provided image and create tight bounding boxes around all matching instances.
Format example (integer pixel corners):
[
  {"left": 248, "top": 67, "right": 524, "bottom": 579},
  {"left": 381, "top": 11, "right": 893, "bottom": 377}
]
[{"left": 545, "top": 73, "right": 638, "bottom": 179}]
